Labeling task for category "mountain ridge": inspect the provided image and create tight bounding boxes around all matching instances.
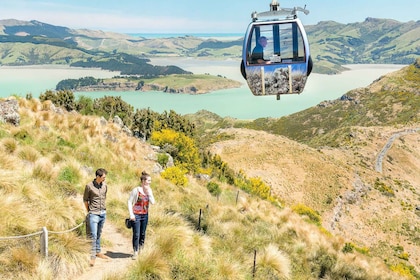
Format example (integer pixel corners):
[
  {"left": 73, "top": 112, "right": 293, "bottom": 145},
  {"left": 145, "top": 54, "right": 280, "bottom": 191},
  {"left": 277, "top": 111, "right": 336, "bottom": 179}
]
[{"left": 0, "top": 18, "right": 419, "bottom": 74}]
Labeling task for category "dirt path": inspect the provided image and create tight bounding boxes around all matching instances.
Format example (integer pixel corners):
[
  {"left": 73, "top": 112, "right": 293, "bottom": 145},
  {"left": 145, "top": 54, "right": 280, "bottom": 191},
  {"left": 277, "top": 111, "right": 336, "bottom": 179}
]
[
  {"left": 375, "top": 128, "right": 419, "bottom": 173},
  {"left": 75, "top": 221, "right": 134, "bottom": 280}
]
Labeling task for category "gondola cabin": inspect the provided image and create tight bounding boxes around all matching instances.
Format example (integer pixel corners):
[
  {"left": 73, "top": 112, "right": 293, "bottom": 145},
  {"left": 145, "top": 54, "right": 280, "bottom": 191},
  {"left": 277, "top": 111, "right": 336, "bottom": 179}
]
[{"left": 241, "top": 1, "right": 312, "bottom": 100}]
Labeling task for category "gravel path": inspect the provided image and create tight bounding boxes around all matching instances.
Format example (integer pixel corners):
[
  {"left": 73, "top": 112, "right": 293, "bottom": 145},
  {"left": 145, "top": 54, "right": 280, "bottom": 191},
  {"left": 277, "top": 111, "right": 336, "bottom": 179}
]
[{"left": 75, "top": 221, "right": 134, "bottom": 280}]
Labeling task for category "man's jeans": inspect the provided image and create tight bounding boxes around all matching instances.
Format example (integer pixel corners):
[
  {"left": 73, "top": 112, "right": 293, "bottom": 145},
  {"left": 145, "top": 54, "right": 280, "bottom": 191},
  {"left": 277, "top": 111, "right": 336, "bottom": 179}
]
[{"left": 89, "top": 213, "right": 106, "bottom": 258}]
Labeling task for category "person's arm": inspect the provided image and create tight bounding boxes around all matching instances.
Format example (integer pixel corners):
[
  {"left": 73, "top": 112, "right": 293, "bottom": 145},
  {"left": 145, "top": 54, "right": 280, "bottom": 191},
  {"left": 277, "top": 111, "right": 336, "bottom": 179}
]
[
  {"left": 146, "top": 187, "right": 155, "bottom": 205},
  {"left": 127, "top": 189, "right": 136, "bottom": 220},
  {"left": 83, "top": 185, "right": 90, "bottom": 213},
  {"left": 84, "top": 201, "right": 89, "bottom": 213}
]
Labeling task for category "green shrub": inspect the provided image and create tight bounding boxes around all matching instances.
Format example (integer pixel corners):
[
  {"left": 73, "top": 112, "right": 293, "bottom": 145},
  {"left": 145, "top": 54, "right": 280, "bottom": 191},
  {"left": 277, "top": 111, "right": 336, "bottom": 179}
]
[
  {"left": 75, "top": 95, "right": 95, "bottom": 115},
  {"left": 342, "top": 242, "right": 354, "bottom": 253},
  {"left": 374, "top": 178, "right": 395, "bottom": 197},
  {"left": 39, "top": 89, "right": 75, "bottom": 111},
  {"left": 157, "top": 153, "right": 169, "bottom": 168},
  {"left": 206, "top": 181, "right": 221, "bottom": 197},
  {"left": 58, "top": 166, "right": 81, "bottom": 185}
]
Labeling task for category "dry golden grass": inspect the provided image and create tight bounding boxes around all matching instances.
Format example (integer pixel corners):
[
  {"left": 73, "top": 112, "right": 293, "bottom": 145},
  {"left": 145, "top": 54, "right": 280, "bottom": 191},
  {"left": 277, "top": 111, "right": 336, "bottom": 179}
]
[
  {"left": 0, "top": 97, "right": 417, "bottom": 280},
  {"left": 47, "top": 233, "right": 89, "bottom": 277},
  {"left": 0, "top": 191, "right": 40, "bottom": 235},
  {"left": 258, "top": 244, "right": 291, "bottom": 279},
  {"left": 1, "top": 137, "right": 18, "bottom": 154},
  {"left": 208, "top": 126, "right": 420, "bottom": 275},
  {"left": 214, "top": 254, "right": 247, "bottom": 280},
  {"left": 18, "top": 146, "right": 42, "bottom": 162},
  {"left": 0, "top": 170, "right": 21, "bottom": 192},
  {"left": 131, "top": 247, "right": 172, "bottom": 279},
  {"left": 32, "top": 157, "right": 56, "bottom": 181}
]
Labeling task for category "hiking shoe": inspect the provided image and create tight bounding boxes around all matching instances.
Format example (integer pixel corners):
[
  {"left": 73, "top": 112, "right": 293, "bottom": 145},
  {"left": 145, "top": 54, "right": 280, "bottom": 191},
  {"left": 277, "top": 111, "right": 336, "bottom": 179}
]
[
  {"left": 89, "top": 258, "right": 95, "bottom": 267},
  {"left": 132, "top": 251, "right": 138, "bottom": 260},
  {"left": 96, "top": 253, "right": 110, "bottom": 259}
]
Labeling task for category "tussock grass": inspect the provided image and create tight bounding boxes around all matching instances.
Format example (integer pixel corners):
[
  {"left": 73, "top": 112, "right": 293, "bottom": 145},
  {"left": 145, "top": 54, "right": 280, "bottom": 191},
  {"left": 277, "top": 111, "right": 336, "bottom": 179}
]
[
  {"left": 257, "top": 244, "right": 291, "bottom": 279},
  {"left": 127, "top": 247, "right": 171, "bottom": 280},
  {"left": 32, "top": 157, "right": 56, "bottom": 181},
  {"left": 34, "top": 259, "right": 55, "bottom": 280},
  {"left": 18, "top": 145, "right": 41, "bottom": 162},
  {"left": 2, "top": 137, "right": 18, "bottom": 153},
  {"left": 214, "top": 254, "right": 247, "bottom": 280},
  {"left": 48, "top": 233, "right": 89, "bottom": 277},
  {"left": 0, "top": 170, "right": 19, "bottom": 192},
  {"left": 0, "top": 97, "right": 413, "bottom": 280},
  {"left": 0, "top": 191, "right": 40, "bottom": 235}
]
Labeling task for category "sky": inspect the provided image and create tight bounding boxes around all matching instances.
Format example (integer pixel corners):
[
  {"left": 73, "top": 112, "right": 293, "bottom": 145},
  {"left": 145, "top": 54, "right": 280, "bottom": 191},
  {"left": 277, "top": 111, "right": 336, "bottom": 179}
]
[{"left": 0, "top": 0, "right": 418, "bottom": 34}]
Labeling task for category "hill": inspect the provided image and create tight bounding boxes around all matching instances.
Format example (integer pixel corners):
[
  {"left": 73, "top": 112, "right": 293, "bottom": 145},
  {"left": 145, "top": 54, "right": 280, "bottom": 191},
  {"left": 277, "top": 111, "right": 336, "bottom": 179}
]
[
  {"left": 0, "top": 63, "right": 419, "bottom": 279},
  {"left": 201, "top": 60, "right": 420, "bottom": 276},
  {"left": 305, "top": 18, "right": 420, "bottom": 73},
  {"left": 0, "top": 18, "right": 419, "bottom": 74}
]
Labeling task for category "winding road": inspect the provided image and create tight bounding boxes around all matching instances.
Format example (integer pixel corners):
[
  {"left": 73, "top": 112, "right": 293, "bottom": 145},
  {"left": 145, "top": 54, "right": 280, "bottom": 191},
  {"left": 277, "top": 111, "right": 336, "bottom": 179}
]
[{"left": 375, "top": 128, "right": 420, "bottom": 173}]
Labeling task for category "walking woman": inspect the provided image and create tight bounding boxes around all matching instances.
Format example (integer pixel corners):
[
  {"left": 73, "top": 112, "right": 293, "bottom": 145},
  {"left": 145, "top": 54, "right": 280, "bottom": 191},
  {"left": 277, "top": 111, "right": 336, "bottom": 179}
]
[{"left": 127, "top": 171, "right": 155, "bottom": 260}]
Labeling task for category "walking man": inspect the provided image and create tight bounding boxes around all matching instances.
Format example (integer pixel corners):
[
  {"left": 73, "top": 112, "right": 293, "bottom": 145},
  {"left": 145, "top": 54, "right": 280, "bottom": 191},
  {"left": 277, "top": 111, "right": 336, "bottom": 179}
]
[{"left": 83, "top": 168, "right": 110, "bottom": 266}]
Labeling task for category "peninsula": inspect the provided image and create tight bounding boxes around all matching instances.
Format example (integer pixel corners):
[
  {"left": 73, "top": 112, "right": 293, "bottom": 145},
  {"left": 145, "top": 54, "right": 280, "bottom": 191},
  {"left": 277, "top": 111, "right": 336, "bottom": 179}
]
[{"left": 56, "top": 74, "right": 243, "bottom": 94}]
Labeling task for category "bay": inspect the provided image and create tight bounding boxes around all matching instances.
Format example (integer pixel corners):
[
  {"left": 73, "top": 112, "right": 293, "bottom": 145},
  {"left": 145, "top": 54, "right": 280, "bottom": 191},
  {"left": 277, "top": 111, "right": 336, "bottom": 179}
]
[{"left": 0, "top": 60, "right": 406, "bottom": 120}]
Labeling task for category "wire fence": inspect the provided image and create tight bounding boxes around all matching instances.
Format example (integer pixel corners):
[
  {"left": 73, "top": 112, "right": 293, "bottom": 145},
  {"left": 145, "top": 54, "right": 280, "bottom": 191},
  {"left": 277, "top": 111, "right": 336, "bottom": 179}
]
[{"left": 0, "top": 220, "right": 86, "bottom": 258}]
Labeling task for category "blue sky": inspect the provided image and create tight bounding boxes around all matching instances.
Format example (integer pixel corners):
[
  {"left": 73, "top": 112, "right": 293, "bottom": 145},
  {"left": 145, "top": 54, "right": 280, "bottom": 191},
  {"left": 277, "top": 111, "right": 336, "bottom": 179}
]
[{"left": 0, "top": 0, "right": 418, "bottom": 33}]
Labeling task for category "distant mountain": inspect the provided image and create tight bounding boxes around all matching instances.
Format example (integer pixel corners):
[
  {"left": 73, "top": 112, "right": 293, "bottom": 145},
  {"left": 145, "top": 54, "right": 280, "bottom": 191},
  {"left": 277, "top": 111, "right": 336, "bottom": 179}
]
[
  {"left": 0, "top": 19, "right": 191, "bottom": 76},
  {"left": 0, "top": 18, "right": 419, "bottom": 74},
  {"left": 305, "top": 18, "right": 420, "bottom": 73}
]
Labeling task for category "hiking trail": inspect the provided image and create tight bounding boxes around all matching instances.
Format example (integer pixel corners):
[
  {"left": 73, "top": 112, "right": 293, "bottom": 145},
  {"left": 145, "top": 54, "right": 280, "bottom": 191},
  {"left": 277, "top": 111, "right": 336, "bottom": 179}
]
[{"left": 75, "top": 221, "right": 134, "bottom": 280}]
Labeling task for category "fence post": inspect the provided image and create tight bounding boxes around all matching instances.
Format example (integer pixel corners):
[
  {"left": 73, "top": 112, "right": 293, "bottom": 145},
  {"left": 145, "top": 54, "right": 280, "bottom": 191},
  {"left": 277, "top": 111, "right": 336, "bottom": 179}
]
[
  {"left": 236, "top": 190, "right": 239, "bottom": 204},
  {"left": 40, "top": 227, "right": 48, "bottom": 259},
  {"left": 197, "top": 209, "right": 202, "bottom": 230},
  {"left": 252, "top": 249, "right": 257, "bottom": 278}
]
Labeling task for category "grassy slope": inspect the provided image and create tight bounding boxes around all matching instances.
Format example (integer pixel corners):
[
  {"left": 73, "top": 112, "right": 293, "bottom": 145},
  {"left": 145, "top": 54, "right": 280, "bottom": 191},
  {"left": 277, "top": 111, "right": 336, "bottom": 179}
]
[
  {"left": 205, "top": 61, "right": 420, "bottom": 277},
  {"left": 0, "top": 97, "right": 409, "bottom": 280}
]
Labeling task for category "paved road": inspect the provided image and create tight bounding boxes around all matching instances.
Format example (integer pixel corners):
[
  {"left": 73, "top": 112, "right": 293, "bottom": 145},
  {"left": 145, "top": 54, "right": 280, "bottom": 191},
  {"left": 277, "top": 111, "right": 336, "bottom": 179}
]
[{"left": 375, "top": 128, "right": 420, "bottom": 173}]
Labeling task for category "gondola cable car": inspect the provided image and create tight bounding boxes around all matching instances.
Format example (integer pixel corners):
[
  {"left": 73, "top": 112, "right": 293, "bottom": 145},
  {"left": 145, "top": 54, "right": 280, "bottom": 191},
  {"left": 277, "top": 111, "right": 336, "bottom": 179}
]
[{"left": 241, "top": 0, "right": 312, "bottom": 100}]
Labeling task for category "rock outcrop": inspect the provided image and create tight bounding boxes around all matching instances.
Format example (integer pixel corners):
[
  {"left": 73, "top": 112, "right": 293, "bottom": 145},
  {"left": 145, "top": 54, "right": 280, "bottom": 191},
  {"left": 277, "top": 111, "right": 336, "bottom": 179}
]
[{"left": 0, "top": 99, "right": 20, "bottom": 126}]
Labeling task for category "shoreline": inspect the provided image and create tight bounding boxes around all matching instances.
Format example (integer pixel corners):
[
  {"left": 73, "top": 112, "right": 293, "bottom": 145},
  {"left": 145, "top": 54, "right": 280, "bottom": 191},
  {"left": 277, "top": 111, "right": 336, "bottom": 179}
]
[
  {"left": 0, "top": 64, "right": 121, "bottom": 72},
  {"left": 0, "top": 62, "right": 408, "bottom": 70},
  {"left": 0, "top": 62, "right": 411, "bottom": 119}
]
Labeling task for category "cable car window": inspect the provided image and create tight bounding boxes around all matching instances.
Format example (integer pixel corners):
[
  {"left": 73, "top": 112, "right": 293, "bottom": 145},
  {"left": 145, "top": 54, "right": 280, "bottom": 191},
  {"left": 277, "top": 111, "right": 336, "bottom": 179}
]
[
  {"left": 278, "top": 22, "right": 305, "bottom": 62},
  {"left": 246, "top": 22, "right": 305, "bottom": 65}
]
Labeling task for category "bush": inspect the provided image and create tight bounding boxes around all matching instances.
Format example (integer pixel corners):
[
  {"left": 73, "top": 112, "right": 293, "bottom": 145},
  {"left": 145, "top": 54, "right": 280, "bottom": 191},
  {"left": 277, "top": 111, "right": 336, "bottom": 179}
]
[
  {"left": 157, "top": 153, "right": 169, "bottom": 168},
  {"left": 151, "top": 129, "right": 201, "bottom": 173},
  {"left": 39, "top": 90, "right": 75, "bottom": 111},
  {"left": 160, "top": 166, "right": 188, "bottom": 187},
  {"left": 58, "top": 166, "right": 81, "bottom": 185},
  {"left": 342, "top": 242, "right": 354, "bottom": 253},
  {"left": 93, "top": 96, "right": 134, "bottom": 126},
  {"left": 291, "top": 204, "right": 322, "bottom": 226},
  {"left": 206, "top": 181, "right": 221, "bottom": 197}
]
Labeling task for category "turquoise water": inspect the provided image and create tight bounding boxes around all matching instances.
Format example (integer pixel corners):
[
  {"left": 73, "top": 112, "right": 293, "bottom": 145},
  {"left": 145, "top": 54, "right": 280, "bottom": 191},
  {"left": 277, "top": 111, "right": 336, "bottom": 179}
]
[{"left": 0, "top": 63, "right": 406, "bottom": 119}]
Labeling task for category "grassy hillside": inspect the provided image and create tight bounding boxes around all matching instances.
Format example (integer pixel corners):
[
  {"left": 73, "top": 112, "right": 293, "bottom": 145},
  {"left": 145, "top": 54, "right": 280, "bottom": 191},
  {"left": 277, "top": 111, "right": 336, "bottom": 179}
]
[
  {"left": 238, "top": 58, "right": 420, "bottom": 145},
  {"left": 0, "top": 96, "right": 415, "bottom": 279},
  {"left": 201, "top": 61, "right": 420, "bottom": 278},
  {"left": 1, "top": 18, "right": 419, "bottom": 74}
]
